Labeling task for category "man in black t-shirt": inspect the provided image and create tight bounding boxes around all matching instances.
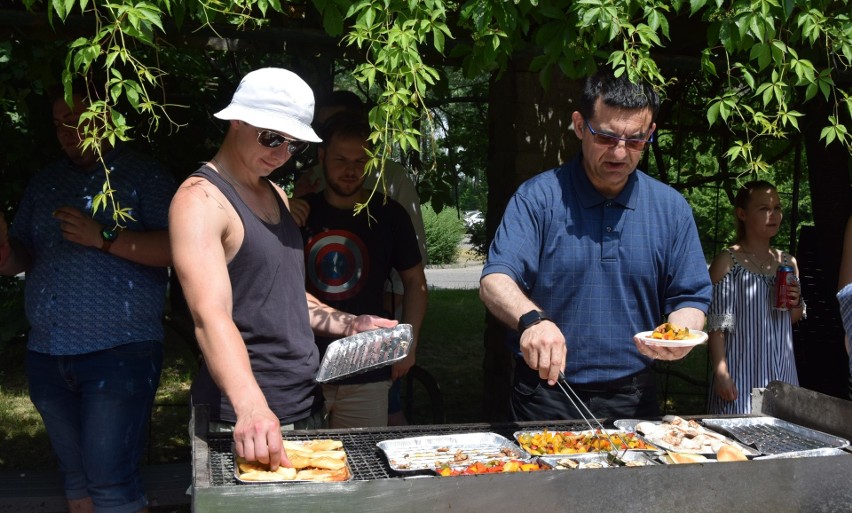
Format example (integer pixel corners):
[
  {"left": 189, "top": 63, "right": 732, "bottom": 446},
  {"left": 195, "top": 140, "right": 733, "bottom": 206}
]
[{"left": 301, "top": 111, "right": 428, "bottom": 428}]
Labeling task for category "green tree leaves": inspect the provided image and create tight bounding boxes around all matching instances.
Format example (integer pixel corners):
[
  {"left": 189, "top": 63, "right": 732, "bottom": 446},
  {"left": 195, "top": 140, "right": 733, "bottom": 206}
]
[
  {"left": 30, "top": 0, "right": 851, "bottom": 221},
  {"left": 695, "top": 0, "right": 852, "bottom": 169}
]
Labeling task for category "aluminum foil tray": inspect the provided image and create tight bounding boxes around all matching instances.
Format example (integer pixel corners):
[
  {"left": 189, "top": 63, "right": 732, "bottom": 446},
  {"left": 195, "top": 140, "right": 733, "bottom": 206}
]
[
  {"left": 614, "top": 418, "right": 760, "bottom": 457},
  {"left": 316, "top": 324, "right": 412, "bottom": 383},
  {"left": 540, "top": 451, "right": 659, "bottom": 469},
  {"left": 376, "top": 432, "right": 530, "bottom": 474},
  {"left": 701, "top": 417, "right": 850, "bottom": 455},
  {"left": 233, "top": 441, "right": 352, "bottom": 484},
  {"left": 436, "top": 457, "right": 555, "bottom": 477},
  {"left": 753, "top": 448, "right": 850, "bottom": 460},
  {"left": 514, "top": 429, "right": 660, "bottom": 456}
]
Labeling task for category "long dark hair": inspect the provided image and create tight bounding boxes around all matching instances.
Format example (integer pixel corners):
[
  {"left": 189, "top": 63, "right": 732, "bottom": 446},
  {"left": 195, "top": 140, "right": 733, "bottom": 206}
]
[{"left": 733, "top": 180, "right": 777, "bottom": 242}]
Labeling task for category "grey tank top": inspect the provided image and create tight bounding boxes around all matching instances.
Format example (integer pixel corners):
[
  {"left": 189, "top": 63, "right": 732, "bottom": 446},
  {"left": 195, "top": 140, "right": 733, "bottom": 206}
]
[{"left": 189, "top": 165, "right": 322, "bottom": 424}]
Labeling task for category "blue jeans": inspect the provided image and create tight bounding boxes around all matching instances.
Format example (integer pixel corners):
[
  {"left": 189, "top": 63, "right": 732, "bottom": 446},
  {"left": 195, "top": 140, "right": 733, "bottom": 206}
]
[{"left": 26, "top": 341, "right": 163, "bottom": 513}]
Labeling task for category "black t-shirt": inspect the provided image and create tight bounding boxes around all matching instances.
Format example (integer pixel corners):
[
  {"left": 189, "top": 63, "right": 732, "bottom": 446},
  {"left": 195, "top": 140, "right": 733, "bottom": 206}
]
[{"left": 302, "top": 192, "right": 422, "bottom": 383}]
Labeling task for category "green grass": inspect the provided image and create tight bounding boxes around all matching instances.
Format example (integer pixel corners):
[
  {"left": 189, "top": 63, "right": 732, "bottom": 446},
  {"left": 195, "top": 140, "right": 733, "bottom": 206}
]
[
  {"left": 409, "top": 289, "right": 487, "bottom": 425},
  {"left": 0, "top": 289, "right": 711, "bottom": 470}
]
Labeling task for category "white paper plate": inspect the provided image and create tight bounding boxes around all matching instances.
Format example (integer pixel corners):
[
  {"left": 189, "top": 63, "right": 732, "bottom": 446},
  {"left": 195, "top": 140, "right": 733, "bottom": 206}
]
[{"left": 634, "top": 330, "right": 708, "bottom": 348}]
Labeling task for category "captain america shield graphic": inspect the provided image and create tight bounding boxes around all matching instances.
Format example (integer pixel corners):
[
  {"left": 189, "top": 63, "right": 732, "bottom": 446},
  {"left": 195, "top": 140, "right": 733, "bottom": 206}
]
[{"left": 305, "top": 229, "right": 370, "bottom": 301}]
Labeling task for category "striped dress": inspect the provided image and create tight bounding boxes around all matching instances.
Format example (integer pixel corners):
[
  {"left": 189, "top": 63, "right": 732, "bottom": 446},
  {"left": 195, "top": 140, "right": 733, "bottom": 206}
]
[
  {"left": 706, "top": 249, "right": 799, "bottom": 414},
  {"left": 836, "top": 283, "right": 852, "bottom": 400}
]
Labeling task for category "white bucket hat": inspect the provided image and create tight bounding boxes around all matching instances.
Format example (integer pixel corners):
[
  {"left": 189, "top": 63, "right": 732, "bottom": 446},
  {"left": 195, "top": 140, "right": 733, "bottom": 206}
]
[{"left": 214, "top": 68, "right": 322, "bottom": 143}]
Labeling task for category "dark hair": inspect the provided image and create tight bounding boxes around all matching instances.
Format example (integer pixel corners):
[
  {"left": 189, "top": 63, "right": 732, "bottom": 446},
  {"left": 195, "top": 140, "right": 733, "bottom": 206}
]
[
  {"left": 47, "top": 77, "right": 102, "bottom": 105},
  {"left": 316, "top": 90, "right": 366, "bottom": 114},
  {"left": 318, "top": 109, "right": 372, "bottom": 149},
  {"left": 578, "top": 68, "right": 660, "bottom": 123},
  {"left": 733, "top": 180, "right": 777, "bottom": 242}
]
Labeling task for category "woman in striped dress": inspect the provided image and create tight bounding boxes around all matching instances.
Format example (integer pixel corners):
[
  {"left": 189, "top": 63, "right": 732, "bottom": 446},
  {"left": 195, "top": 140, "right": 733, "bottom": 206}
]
[{"left": 707, "top": 181, "right": 806, "bottom": 414}]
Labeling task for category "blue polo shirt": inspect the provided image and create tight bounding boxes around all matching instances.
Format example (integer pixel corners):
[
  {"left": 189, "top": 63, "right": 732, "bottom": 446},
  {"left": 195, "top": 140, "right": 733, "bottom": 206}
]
[
  {"left": 482, "top": 154, "right": 711, "bottom": 384},
  {"left": 10, "top": 145, "right": 176, "bottom": 355}
]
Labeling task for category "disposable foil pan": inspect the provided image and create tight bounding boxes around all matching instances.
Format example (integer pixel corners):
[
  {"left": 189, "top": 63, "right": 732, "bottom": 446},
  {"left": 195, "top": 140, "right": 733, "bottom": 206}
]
[
  {"left": 514, "top": 428, "right": 661, "bottom": 455},
  {"left": 541, "top": 451, "right": 659, "bottom": 469},
  {"left": 753, "top": 448, "right": 850, "bottom": 460},
  {"left": 232, "top": 442, "right": 353, "bottom": 484},
  {"left": 376, "top": 432, "right": 530, "bottom": 474},
  {"left": 316, "top": 324, "right": 412, "bottom": 383},
  {"left": 701, "top": 417, "right": 850, "bottom": 455},
  {"left": 614, "top": 419, "right": 760, "bottom": 457},
  {"left": 435, "top": 457, "right": 555, "bottom": 477}
]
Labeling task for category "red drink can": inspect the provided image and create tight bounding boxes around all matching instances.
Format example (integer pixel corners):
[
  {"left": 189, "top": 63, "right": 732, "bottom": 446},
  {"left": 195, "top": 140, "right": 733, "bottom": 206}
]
[{"left": 774, "top": 265, "right": 795, "bottom": 310}]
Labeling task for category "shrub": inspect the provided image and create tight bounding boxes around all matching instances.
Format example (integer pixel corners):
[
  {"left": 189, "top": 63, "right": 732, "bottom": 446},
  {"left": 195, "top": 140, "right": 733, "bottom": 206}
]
[
  {"left": 422, "top": 204, "right": 464, "bottom": 265},
  {"left": 466, "top": 216, "right": 488, "bottom": 258}
]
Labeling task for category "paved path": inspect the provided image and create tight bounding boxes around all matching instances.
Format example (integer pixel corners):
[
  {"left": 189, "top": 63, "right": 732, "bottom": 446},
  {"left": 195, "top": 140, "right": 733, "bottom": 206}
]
[{"left": 424, "top": 263, "right": 483, "bottom": 290}]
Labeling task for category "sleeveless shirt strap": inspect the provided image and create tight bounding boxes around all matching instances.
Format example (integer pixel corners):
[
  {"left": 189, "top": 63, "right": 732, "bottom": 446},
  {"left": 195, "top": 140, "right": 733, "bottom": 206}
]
[{"left": 725, "top": 247, "right": 739, "bottom": 267}]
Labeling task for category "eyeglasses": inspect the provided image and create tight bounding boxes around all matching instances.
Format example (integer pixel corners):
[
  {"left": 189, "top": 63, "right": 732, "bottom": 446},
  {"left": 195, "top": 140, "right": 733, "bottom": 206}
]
[
  {"left": 255, "top": 128, "right": 310, "bottom": 155},
  {"left": 583, "top": 120, "right": 654, "bottom": 152}
]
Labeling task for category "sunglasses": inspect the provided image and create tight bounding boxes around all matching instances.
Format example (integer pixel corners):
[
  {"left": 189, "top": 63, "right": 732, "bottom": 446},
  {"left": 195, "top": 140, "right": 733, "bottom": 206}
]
[
  {"left": 583, "top": 119, "right": 654, "bottom": 152},
  {"left": 255, "top": 128, "right": 310, "bottom": 155}
]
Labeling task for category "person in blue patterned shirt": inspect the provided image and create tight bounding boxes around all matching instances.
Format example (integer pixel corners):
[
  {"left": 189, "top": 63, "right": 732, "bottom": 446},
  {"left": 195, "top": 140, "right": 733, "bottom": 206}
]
[
  {"left": 480, "top": 68, "right": 712, "bottom": 421},
  {"left": 0, "top": 85, "right": 175, "bottom": 513}
]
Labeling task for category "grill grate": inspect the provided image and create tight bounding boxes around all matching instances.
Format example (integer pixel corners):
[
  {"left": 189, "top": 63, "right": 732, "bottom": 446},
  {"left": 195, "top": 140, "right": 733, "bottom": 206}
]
[
  {"left": 721, "top": 424, "right": 830, "bottom": 454},
  {"left": 206, "top": 421, "right": 591, "bottom": 486},
  {"left": 701, "top": 416, "right": 849, "bottom": 455}
]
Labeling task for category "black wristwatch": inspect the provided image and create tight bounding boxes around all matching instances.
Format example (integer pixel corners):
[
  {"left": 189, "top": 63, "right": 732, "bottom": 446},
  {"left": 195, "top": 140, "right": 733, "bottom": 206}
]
[
  {"left": 100, "top": 226, "right": 120, "bottom": 253},
  {"left": 518, "top": 310, "right": 550, "bottom": 332}
]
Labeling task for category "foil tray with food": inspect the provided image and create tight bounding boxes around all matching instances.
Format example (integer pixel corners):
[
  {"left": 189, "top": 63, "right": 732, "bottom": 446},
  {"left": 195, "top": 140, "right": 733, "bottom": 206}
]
[
  {"left": 376, "top": 432, "right": 531, "bottom": 474},
  {"left": 513, "top": 428, "right": 660, "bottom": 456},
  {"left": 234, "top": 439, "right": 352, "bottom": 483},
  {"left": 656, "top": 444, "right": 752, "bottom": 464},
  {"left": 436, "top": 457, "right": 553, "bottom": 477},
  {"left": 614, "top": 416, "right": 760, "bottom": 458},
  {"left": 541, "top": 451, "right": 659, "bottom": 469},
  {"left": 316, "top": 324, "right": 412, "bottom": 383},
  {"left": 701, "top": 416, "right": 850, "bottom": 455}
]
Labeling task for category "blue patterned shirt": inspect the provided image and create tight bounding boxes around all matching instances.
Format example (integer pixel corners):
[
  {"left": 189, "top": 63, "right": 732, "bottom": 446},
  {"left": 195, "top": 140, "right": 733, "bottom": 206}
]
[
  {"left": 10, "top": 145, "right": 176, "bottom": 355},
  {"left": 482, "top": 154, "right": 712, "bottom": 384}
]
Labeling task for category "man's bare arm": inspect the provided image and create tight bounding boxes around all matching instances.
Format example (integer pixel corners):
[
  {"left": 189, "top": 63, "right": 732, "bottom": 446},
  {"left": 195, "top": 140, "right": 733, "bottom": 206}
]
[
  {"left": 170, "top": 179, "right": 287, "bottom": 470},
  {"left": 480, "top": 273, "right": 566, "bottom": 385}
]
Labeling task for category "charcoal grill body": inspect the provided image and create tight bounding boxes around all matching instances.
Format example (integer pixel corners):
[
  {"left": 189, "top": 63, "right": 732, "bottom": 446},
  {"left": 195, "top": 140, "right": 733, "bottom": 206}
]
[{"left": 192, "top": 382, "right": 852, "bottom": 512}]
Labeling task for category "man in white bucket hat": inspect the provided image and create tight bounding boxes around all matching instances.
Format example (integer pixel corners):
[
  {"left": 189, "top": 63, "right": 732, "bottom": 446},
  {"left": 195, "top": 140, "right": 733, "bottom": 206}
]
[{"left": 169, "top": 68, "right": 396, "bottom": 471}]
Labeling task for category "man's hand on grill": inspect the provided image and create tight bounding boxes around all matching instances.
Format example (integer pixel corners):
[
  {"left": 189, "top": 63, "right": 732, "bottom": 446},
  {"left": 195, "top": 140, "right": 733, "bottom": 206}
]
[
  {"left": 234, "top": 407, "right": 292, "bottom": 471},
  {"left": 520, "top": 320, "right": 566, "bottom": 386}
]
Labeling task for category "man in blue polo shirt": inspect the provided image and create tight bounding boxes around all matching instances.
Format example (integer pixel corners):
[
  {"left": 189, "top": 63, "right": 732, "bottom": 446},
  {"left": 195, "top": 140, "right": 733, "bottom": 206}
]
[{"left": 480, "top": 68, "right": 712, "bottom": 421}]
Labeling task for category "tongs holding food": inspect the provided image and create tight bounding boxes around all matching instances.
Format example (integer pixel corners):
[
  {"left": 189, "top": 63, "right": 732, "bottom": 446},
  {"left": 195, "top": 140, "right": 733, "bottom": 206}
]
[{"left": 555, "top": 372, "right": 629, "bottom": 466}]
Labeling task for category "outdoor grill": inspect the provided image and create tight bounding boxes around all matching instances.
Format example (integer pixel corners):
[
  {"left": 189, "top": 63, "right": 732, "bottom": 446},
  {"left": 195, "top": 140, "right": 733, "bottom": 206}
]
[{"left": 191, "top": 382, "right": 852, "bottom": 512}]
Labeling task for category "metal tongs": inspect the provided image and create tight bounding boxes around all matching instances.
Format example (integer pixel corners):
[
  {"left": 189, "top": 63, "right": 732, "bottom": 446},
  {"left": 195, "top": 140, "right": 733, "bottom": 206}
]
[{"left": 555, "top": 372, "right": 629, "bottom": 466}]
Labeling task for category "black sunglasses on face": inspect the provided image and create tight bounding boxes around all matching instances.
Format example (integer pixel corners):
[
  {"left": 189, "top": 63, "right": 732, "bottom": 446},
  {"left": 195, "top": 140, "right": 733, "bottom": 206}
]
[
  {"left": 583, "top": 119, "right": 654, "bottom": 152},
  {"left": 255, "top": 128, "right": 310, "bottom": 155}
]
